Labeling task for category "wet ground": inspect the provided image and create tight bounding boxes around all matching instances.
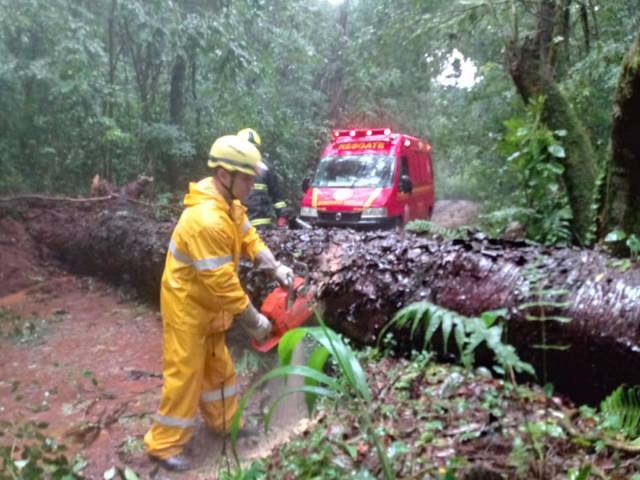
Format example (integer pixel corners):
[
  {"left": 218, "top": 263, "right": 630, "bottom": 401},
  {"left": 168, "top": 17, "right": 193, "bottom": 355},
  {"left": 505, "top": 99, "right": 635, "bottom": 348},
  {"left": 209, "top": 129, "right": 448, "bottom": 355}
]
[
  {"left": 430, "top": 199, "right": 481, "bottom": 229},
  {"left": 0, "top": 274, "right": 308, "bottom": 479},
  {"left": 0, "top": 198, "right": 481, "bottom": 478}
]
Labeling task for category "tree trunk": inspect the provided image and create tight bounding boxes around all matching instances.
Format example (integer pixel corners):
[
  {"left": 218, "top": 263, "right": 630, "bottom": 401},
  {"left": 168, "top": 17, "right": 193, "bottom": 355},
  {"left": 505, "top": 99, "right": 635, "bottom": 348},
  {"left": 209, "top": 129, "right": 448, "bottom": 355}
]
[
  {"left": 1, "top": 199, "right": 639, "bottom": 404},
  {"left": 506, "top": 1, "right": 598, "bottom": 244},
  {"left": 166, "top": 53, "right": 187, "bottom": 191},
  {"left": 601, "top": 34, "right": 640, "bottom": 239}
]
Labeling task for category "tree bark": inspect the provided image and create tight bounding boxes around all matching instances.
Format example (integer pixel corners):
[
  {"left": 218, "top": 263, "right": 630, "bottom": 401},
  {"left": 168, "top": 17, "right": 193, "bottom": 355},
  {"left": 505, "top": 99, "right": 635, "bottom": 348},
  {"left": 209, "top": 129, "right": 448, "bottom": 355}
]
[
  {"left": 1, "top": 199, "right": 639, "bottom": 404},
  {"left": 506, "top": 1, "right": 598, "bottom": 244},
  {"left": 165, "top": 53, "right": 187, "bottom": 191},
  {"left": 601, "top": 34, "right": 640, "bottom": 239}
]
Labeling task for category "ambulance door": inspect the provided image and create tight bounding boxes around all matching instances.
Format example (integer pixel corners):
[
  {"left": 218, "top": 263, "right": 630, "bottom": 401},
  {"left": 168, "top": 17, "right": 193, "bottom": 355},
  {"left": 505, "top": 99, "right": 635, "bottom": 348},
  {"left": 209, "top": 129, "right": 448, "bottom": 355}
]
[
  {"left": 409, "top": 149, "right": 428, "bottom": 219},
  {"left": 398, "top": 155, "right": 413, "bottom": 224}
]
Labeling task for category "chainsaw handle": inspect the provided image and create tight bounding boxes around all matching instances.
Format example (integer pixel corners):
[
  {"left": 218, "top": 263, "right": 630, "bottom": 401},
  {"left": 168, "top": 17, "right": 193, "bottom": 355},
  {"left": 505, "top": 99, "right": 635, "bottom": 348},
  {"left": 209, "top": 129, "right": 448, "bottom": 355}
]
[{"left": 286, "top": 261, "right": 309, "bottom": 310}]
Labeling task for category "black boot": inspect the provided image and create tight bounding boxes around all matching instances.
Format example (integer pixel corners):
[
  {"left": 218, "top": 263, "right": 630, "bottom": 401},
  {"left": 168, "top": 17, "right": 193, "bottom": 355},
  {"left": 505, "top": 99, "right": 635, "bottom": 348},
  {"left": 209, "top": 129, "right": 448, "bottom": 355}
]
[{"left": 151, "top": 454, "right": 192, "bottom": 472}]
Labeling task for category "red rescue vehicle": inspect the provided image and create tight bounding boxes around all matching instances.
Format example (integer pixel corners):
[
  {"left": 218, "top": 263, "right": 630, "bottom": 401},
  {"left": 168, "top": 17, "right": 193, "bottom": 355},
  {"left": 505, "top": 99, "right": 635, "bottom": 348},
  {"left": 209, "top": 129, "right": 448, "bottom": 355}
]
[{"left": 300, "top": 128, "right": 435, "bottom": 228}]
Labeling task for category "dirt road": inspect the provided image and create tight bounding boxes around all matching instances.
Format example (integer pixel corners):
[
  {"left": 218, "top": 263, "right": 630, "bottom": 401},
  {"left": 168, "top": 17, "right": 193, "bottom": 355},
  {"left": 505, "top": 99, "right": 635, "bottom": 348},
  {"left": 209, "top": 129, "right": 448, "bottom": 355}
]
[{"left": 431, "top": 199, "right": 481, "bottom": 229}]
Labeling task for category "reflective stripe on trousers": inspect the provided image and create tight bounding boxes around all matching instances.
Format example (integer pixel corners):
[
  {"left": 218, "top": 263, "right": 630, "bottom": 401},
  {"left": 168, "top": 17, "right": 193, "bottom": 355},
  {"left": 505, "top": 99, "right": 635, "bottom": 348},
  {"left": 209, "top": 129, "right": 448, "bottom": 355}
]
[
  {"left": 201, "top": 385, "right": 237, "bottom": 403},
  {"left": 154, "top": 413, "right": 196, "bottom": 428},
  {"left": 144, "top": 324, "right": 241, "bottom": 459},
  {"left": 151, "top": 384, "right": 238, "bottom": 428}
]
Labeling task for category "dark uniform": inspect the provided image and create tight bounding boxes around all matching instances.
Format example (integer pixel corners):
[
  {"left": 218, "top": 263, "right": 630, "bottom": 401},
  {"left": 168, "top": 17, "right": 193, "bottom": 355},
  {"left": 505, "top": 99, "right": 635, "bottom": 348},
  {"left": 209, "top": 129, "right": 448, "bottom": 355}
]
[{"left": 245, "top": 158, "right": 288, "bottom": 228}]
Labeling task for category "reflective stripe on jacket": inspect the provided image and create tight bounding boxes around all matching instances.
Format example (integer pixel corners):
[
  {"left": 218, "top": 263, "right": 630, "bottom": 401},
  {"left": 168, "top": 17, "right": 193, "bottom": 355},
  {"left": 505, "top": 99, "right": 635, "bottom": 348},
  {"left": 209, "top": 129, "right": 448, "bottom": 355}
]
[
  {"left": 160, "top": 177, "right": 267, "bottom": 334},
  {"left": 245, "top": 158, "right": 287, "bottom": 221}
]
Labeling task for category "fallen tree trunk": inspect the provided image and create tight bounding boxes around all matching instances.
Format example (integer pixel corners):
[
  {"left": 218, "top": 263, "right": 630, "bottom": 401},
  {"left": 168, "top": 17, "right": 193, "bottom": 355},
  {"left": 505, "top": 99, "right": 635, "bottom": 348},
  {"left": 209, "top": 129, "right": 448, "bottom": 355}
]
[{"left": 1, "top": 198, "right": 639, "bottom": 404}]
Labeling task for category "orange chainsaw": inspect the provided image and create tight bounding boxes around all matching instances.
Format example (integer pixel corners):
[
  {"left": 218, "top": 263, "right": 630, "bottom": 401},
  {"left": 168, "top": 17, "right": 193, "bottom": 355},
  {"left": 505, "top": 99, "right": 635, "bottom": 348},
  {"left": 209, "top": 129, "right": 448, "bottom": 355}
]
[{"left": 252, "top": 262, "right": 314, "bottom": 352}]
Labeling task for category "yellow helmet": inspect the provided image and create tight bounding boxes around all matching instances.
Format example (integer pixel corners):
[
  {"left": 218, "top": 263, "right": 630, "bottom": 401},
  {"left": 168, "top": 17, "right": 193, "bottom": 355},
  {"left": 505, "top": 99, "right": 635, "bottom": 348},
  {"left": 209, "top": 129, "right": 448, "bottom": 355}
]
[
  {"left": 237, "top": 128, "right": 261, "bottom": 147},
  {"left": 207, "top": 135, "right": 266, "bottom": 176}
]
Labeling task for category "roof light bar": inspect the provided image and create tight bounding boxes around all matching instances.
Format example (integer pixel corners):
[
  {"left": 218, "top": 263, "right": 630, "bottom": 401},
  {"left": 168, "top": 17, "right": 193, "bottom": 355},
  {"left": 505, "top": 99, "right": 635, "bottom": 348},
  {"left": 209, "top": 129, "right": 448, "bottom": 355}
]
[{"left": 332, "top": 128, "right": 394, "bottom": 138}]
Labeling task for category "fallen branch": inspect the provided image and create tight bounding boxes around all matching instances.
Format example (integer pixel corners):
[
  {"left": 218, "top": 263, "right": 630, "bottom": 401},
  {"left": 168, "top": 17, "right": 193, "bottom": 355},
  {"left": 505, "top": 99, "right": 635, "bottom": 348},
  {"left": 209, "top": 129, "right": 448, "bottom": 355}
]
[{"left": 0, "top": 194, "right": 116, "bottom": 203}]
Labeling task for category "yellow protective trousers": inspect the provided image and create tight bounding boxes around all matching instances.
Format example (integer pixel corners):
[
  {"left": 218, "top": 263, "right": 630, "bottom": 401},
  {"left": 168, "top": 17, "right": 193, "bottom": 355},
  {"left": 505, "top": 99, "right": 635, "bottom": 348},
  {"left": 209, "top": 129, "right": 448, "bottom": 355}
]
[{"left": 144, "top": 322, "right": 241, "bottom": 459}]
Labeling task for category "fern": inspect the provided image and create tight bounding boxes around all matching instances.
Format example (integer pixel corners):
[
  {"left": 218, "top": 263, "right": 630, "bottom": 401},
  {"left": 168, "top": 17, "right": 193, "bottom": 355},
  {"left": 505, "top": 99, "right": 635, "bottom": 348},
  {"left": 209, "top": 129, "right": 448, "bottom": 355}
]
[
  {"left": 405, "top": 220, "right": 462, "bottom": 239},
  {"left": 600, "top": 385, "right": 640, "bottom": 438},
  {"left": 378, "top": 301, "right": 534, "bottom": 376}
]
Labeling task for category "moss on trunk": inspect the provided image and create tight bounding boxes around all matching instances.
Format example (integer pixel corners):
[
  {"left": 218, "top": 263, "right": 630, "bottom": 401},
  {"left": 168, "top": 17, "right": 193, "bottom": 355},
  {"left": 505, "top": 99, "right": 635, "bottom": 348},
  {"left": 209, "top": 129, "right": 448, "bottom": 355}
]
[
  {"left": 507, "top": 37, "right": 597, "bottom": 244},
  {"left": 602, "top": 34, "right": 640, "bottom": 238}
]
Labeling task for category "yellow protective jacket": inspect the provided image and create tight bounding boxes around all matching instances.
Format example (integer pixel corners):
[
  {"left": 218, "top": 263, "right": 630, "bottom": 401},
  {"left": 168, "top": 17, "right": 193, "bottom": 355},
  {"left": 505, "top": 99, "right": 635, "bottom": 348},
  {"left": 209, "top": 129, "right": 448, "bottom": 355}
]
[{"left": 160, "top": 177, "right": 267, "bottom": 334}]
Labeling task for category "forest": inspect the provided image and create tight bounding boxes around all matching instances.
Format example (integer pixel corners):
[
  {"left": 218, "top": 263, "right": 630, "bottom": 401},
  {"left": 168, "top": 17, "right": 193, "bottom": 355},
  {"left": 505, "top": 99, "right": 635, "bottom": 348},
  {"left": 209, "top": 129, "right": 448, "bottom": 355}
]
[{"left": 1, "top": 0, "right": 640, "bottom": 479}]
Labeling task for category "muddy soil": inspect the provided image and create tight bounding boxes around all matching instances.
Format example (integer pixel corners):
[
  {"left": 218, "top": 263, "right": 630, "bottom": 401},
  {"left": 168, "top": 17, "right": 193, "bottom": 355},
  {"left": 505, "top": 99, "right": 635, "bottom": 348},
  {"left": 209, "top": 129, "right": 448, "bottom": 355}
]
[
  {"left": 0, "top": 273, "right": 308, "bottom": 479},
  {"left": 0, "top": 197, "right": 479, "bottom": 478},
  {"left": 0, "top": 216, "right": 49, "bottom": 297}
]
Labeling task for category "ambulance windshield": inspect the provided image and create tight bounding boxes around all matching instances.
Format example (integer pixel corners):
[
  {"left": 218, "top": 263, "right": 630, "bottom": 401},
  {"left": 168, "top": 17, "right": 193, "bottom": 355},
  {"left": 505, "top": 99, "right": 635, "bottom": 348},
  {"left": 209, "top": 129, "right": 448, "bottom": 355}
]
[{"left": 313, "top": 154, "right": 394, "bottom": 188}]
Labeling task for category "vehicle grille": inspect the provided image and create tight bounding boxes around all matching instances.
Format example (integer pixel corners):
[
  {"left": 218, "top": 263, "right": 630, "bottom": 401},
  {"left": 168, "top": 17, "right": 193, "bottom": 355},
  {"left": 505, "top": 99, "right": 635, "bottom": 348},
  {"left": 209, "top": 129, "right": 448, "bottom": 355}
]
[{"left": 318, "top": 211, "right": 362, "bottom": 222}]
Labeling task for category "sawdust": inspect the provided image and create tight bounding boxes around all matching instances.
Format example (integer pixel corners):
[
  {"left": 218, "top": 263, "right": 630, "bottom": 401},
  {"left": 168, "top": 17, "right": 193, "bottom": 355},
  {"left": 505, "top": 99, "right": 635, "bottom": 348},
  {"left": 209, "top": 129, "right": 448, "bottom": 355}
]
[{"left": 0, "top": 274, "right": 309, "bottom": 479}]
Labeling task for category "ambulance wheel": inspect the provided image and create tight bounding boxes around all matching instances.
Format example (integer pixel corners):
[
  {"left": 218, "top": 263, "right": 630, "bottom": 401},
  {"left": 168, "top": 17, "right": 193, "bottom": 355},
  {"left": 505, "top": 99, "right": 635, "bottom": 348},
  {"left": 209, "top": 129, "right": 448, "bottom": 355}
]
[
  {"left": 393, "top": 217, "right": 403, "bottom": 229},
  {"left": 427, "top": 208, "right": 433, "bottom": 219}
]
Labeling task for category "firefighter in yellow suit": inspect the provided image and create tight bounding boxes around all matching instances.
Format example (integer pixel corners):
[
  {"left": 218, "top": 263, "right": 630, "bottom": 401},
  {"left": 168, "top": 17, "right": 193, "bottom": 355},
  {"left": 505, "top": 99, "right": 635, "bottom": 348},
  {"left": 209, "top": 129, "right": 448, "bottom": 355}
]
[{"left": 144, "top": 135, "right": 293, "bottom": 471}]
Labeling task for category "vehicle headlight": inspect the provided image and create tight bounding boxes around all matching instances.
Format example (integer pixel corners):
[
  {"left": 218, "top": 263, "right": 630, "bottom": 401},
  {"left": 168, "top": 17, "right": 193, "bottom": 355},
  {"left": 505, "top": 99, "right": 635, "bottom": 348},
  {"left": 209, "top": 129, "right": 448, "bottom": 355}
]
[
  {"left": 300, "top": 207, "right": 318, "bottom": 218},
  {"left": 361, "top": 207, "right": 388, "bottom": 218}
]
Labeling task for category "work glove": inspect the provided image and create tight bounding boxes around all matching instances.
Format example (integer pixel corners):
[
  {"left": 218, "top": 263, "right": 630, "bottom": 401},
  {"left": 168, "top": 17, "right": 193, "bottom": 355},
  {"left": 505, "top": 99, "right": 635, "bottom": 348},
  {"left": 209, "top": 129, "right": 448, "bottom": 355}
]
[
  {"left": 256, "top": 249, "right": 294, "bottom": 288},
  {"left": 236, "top": 303, "right": 272, "bottom": 343},
  {"left": 274, "top": 263, "right": 294, "bottom": 288}
]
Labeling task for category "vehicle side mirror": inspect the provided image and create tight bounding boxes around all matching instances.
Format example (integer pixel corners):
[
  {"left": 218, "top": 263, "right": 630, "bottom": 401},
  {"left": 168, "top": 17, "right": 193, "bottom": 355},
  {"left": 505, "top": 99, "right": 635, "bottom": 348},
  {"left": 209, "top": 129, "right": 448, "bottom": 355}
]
[
  {"left": 400, "top": 175, "right": 413, "bottom": 194},
  {"left": 301, "top": 177, "right": 310, "bottom": 193}
]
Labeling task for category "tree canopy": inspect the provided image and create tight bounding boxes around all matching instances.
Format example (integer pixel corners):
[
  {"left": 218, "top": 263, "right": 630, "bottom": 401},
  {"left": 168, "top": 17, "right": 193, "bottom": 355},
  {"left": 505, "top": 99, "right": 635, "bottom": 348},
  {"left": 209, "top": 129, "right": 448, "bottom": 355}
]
[{"left": 1, "top": 0, "right": 639, "bottom": 243}]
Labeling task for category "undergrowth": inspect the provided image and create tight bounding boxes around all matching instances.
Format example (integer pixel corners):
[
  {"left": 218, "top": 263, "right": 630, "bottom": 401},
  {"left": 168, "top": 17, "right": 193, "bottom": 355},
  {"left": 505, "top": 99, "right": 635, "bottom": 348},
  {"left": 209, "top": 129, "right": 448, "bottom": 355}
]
[{"left": 404, "top": 220, "right": 464, "bottom": 239}]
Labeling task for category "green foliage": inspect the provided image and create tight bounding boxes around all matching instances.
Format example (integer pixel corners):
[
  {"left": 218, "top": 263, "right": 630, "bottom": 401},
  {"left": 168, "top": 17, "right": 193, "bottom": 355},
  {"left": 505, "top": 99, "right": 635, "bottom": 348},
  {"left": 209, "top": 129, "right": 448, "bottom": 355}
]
[
  {"left": 428, "top": 64, "right": 520, "bottom": 201},
  {"left": 378, "top": 301, "right": 534, "bottom": 377},
  {"left": 509, "top": 420, "right": 566, "bottom": 475},
  {"left": 604, "top": 229, "right": 640, "bottom": 261},
  {"left": 517, "top": 260, "right": 571, "bottom": 389},
  {"left": 479, "top": 206, "right": 531, "bottom": 236},
  {"left": 0, "top": 308, "right": 68, "bottom": 346},
  {"left": 567, "top": 465, "right": 592, "bottom": 480},
  {"left": 0, "top": 420, "right": 87, "bottom": 479},
  {"left": 0, "top": 0, "right": 636, "bottom": 222},
  {"left": 404, "top": 220, "right": 462, "bottom": 238},
  {"left": 217, "top": 461, "right": 265, "bottom": 480},
  {"left": 486, "top": 97, "right": 572, "bottom": 244},
  {"left": 600, "top": 385, "right": 640, "bottom": 438},
  {"left": 230, "top": 314, "right": 393, "bottom": 480}
]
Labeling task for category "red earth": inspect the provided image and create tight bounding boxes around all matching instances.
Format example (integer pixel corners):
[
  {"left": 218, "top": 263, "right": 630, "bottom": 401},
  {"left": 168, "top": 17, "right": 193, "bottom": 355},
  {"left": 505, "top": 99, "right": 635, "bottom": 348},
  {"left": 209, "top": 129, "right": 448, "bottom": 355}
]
[
  {"left": 0, "top": 270, "right": 307, "bottom": 479},
  {"left": 0, "top": 198, "right": 480, "bottom": 478}
]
